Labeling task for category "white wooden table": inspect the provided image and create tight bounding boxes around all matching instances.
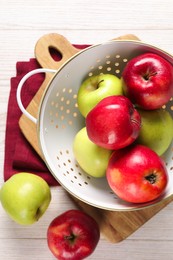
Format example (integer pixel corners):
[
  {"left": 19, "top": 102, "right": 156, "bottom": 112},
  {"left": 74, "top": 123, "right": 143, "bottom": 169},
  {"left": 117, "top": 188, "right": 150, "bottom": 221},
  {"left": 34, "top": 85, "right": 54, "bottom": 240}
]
[{"left": 1, "top": 0, "right": 173, "bottom": 259}]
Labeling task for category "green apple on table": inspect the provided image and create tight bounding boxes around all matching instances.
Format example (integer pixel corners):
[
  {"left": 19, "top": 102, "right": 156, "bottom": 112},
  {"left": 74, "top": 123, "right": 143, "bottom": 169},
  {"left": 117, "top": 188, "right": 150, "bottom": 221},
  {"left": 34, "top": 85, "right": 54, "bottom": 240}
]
[
  {"left": 73, "top": 127, "right": 113, "bottom": 177},
  {"left": 77, "top": 74, "right": 123, "bottom": 117},
  {"left": 0, "top": 172, "right": 51, "bottom": 225},
  {"left": 136, "top": 108, "right": 173, "bottom": 156}
]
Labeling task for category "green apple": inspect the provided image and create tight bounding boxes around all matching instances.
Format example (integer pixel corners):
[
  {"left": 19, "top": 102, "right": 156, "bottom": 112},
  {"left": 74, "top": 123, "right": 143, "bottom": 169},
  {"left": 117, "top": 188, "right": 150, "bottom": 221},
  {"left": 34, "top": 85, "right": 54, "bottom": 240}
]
[
  {"left": 137, "top": 108, "right": 173, "bottom": 156},
  {"left": 0, "top": 172, "right": 51, "bottom": 225},
  {"left": 77, "top": 74, "right": 123, "bottom": 117},
  {"left": 73, "top": 127, "right": 112, "bottom": 177}
]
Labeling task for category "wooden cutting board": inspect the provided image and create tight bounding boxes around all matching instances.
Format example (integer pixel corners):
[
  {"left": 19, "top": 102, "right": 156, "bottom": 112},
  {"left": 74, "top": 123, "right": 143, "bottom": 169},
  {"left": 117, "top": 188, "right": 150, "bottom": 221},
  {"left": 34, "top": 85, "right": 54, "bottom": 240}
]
[{"left": 18, "top": 33, "right": 173, "bottom": 243}]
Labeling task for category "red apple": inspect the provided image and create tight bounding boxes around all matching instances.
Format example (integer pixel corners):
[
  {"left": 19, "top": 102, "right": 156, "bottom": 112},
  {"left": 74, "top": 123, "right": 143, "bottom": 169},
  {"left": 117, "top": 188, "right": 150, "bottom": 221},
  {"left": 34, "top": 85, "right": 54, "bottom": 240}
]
[
  {"left": 122, "top": 53, "right": 173, "bottom": 110},
  {"left": 47, "top": 209, "right": 100, "bottom": 260},
  {"left": 106, "top": 144, "right": 168, "bottom": 203},
  {"left": 86, "top": 95, "right": 141, "bottom": 150}
]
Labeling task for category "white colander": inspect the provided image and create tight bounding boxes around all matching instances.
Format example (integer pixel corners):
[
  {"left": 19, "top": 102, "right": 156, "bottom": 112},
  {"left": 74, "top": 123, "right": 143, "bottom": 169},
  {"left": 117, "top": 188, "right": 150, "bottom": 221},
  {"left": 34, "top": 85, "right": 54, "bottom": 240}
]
[{"left": 17, "top": 39, "right": 173, "bottom": 211}]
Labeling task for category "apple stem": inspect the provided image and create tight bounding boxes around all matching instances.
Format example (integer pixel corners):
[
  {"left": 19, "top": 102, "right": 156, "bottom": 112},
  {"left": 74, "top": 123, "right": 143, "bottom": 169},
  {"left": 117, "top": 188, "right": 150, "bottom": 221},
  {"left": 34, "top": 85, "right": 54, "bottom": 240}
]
[
  {"left": 145, "top": 173, "right": 157, "bottom": 184},
  {"left": 143, "top": 71, "right": 157, "bottom": 81},
  {"left": 97, "top": 79, "right": 104, "bottom": 89},
  {"left": 64, "top": 234, "right": 76, "bottom": 243}
]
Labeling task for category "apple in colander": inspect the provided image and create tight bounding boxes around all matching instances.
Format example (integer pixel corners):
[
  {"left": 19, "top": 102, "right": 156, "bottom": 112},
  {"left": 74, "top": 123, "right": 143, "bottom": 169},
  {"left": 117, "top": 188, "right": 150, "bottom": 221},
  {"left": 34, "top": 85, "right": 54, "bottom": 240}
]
[
  {"left": 106, "top": 144, "right": 168, "bottom": 203},
  {"left": 121, "top": 52, "right": 173, "bottom": 110},
  {"left": 77, "top": 74, "right": 123, "bottom": 117},
  {"left": 136, "top": 108, "right": 173, "bottom": 156},
  {"left": 86, "top": 95, "right": 141, "bottom": 150},
  {"left": 73, "top": 127, "right": 112, "bottom": 178}
]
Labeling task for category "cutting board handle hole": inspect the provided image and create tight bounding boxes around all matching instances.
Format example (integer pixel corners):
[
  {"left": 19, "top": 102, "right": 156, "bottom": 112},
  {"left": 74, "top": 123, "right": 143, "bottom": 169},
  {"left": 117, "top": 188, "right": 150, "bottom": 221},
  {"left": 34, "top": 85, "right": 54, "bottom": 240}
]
[{"left": 49, "top": 47, "right": 62, "bottom": 62}]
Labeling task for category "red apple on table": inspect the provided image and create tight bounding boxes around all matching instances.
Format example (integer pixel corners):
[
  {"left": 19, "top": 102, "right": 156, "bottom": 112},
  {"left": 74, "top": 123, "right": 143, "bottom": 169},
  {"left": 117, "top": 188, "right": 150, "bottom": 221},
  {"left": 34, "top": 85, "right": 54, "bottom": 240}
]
[
  {"left": 47, "top": 209, "right": 100, "bottom": 260},
  {"left": 86, "top": 95, "right": 141, "bottom": 150},
  {"left": 122, "top": 53, "right": 173, "bottom": 110},
  {"left": 106, "top": 144, "right": 168, "bottom": 204}
]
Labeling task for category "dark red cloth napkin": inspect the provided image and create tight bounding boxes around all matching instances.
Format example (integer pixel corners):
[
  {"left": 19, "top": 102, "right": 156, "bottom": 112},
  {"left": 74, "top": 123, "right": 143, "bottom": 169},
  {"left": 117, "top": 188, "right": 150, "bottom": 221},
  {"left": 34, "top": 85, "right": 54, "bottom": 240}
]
[{"left": 4, "top": 44, "right": 90, "bottom": 186}]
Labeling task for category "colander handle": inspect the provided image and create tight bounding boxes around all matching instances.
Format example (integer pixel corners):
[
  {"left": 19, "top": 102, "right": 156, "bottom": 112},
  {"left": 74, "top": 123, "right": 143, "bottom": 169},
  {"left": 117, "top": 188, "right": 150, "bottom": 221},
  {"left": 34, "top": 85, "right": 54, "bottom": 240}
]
[{"left": 16, "top": 68, "right": 57, "bottom": 124}]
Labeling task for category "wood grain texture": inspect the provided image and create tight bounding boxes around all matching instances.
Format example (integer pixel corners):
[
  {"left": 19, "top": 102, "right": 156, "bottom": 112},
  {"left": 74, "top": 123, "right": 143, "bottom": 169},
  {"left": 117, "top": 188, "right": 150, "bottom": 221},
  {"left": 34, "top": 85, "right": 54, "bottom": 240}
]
[
  {"left": 73, "top": 195, "right": 173, "bottom": 242},
  {"left": 1, "top": 0, "right": 173, "bottom": 259}
]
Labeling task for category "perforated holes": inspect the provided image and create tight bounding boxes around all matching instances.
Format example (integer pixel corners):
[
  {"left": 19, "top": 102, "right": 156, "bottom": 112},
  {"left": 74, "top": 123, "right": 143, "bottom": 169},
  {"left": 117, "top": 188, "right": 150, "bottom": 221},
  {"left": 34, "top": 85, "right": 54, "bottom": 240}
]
[
  {"left": 123, "top": 58, "right": 128, "bottom": 63},
  {"left": 88, "top": 66, "right": 95, "bottom": 77},
  {"left": 87, "top": 54, "right": 125, "bottom": 77},
  {"left": 66, "top": 109, "right": 70, "bottom": 114},
  {"left": 106, "top": 55, "right": 110, "bottom": 59},
  {"left": 55, "top": 150, "right": 92, "bottom": 187},
  {"left": 68, "top": 120, "right": 73, "bottom": 125},
  {"left": 162, "top": 97, "right": 173, "bottom": 111},
  {"left": 73, "top": 112, "right": 77, "bottom": 118},
  {"left": 109, "top": 190, "right": 118, "bottom": 200},
  {"left": 114, "top": 54, "right": 123, "bottom": 75},
  {"left": 49, "top": 86, "right": 79, "bottom": 129}
]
